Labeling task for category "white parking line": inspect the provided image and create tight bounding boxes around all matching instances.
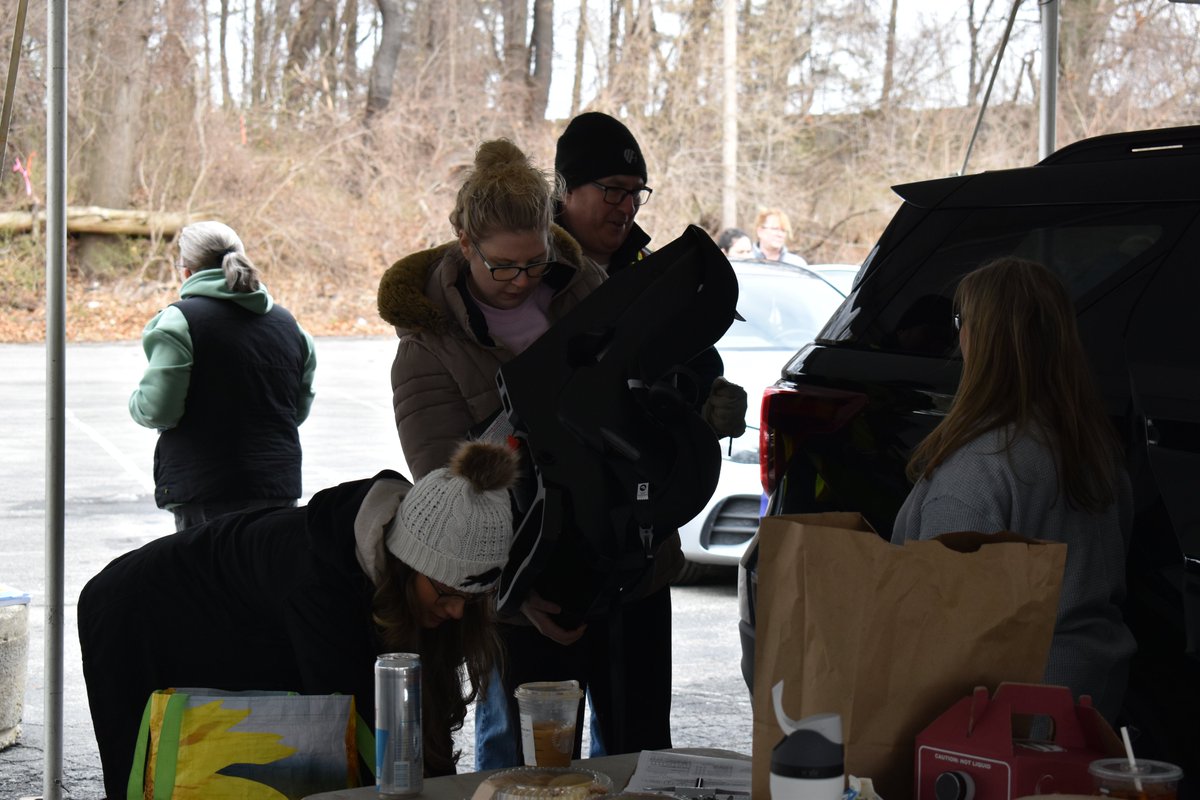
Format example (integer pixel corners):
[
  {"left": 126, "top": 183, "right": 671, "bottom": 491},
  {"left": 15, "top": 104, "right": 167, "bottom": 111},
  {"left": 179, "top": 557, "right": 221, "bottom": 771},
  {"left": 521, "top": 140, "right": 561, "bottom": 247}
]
[{"left": 65, "top": 407, "right": 155, "bottom": 493}]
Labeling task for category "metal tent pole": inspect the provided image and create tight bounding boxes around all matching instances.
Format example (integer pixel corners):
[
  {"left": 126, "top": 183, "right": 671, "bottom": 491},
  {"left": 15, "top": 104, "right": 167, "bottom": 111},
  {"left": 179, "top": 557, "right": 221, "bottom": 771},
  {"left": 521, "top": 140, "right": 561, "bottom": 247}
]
[
  {"left": 1039, "top": 0, "right": 1059, "bottom": 159},
  {"left": 960, "top": 0, "right": 1023, "bottom": 175},
  {"left": 721, "top": 0, "right": 738, "bottom": 230},
  {"left": 44, "top": 0, "right": 67, "bottom": 795},
  {"left": 0, "top": 0, "right": 30, "bottom": 169}
]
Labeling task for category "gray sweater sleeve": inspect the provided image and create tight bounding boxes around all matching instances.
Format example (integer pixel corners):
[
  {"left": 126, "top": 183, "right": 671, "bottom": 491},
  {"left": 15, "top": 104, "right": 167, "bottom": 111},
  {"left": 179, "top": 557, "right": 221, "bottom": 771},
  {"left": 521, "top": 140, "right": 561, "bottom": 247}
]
[
  {"left": 891, "top": 434, "right": 1021, "bottom": 543},
  {"left": 904, "top": 489, "right": 1007, "bottom": 541}
]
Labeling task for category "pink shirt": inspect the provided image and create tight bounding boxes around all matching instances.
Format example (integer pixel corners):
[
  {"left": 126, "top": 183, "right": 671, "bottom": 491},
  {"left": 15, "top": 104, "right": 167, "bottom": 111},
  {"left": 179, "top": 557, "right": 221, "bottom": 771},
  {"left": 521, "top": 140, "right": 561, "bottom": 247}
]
[{"left": 470, "top": 283, "right": 556, "bottom": 354}]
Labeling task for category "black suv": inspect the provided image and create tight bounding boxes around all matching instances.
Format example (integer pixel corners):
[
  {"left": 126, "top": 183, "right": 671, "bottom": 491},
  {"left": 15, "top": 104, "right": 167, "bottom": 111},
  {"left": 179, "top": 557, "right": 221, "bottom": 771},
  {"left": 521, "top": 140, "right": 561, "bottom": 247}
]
[{"left": 738, "top": 125, "right": 1200, "bottom": 778}]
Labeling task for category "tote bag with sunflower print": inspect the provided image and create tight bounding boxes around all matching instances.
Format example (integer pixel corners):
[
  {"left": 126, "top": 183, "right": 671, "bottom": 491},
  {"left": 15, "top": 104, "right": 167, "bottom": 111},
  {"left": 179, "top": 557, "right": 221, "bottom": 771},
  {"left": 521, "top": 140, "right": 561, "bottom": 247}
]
[{"left": 127, "top": 688, "right": 375, "bottom": 800}]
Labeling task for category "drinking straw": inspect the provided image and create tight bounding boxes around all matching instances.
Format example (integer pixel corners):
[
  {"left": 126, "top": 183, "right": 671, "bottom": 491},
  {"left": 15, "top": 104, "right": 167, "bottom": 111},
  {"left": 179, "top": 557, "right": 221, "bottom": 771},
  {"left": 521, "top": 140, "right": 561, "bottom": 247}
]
[{"left": 1120, "top": 725, "right": 1145, "bottom": 793}]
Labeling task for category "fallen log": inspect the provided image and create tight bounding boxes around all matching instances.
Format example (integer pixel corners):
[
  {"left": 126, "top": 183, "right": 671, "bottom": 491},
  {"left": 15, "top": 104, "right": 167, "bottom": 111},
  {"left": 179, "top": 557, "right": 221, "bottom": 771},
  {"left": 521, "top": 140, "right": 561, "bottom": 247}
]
[{"left": 0, "top": 206, "right": 210, "bottom": 236}]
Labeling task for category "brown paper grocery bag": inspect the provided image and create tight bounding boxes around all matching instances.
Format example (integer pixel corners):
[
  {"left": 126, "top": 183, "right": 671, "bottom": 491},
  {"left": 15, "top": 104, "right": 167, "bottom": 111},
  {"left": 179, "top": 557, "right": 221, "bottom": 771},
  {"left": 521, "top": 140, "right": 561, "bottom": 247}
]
[{"left": 750, "top": 513, "right": 1066, "bottom": 800}]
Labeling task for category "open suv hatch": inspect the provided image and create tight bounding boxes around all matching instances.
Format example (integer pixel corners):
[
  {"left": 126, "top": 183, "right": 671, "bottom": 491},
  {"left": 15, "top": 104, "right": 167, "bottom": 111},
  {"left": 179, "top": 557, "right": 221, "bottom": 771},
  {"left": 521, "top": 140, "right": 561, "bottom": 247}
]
[{"left": 738, "top": 125, "right": 1200, "bottom": 781}]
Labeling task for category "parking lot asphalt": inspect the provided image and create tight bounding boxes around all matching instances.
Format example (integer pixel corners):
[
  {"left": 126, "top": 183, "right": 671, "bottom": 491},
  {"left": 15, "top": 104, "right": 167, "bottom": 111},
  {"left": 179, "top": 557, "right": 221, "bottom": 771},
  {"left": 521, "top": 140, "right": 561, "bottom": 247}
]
[{"left": 0, "top": 337, "right": 752, "bottom": 799}]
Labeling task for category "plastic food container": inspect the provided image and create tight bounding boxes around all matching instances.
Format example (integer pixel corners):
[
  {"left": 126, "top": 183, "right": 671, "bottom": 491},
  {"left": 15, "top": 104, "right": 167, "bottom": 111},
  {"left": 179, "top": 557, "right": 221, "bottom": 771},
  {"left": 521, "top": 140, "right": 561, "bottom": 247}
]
[
  {"left": 472, "top": 767, "right": 613, "bottom": 800},
  {"left": 1088, "top": 758, "right": 1184, "bottom": 799}
]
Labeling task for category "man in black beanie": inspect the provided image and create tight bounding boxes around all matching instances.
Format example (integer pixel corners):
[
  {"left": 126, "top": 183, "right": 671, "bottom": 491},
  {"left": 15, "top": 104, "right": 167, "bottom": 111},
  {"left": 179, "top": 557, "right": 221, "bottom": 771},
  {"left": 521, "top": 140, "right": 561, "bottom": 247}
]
[
  {"left": 473, "top": 111, "right": 747, "bottom": 770},
  {"left": 553, "top": 111, "right": 653, "bottom": 273}
]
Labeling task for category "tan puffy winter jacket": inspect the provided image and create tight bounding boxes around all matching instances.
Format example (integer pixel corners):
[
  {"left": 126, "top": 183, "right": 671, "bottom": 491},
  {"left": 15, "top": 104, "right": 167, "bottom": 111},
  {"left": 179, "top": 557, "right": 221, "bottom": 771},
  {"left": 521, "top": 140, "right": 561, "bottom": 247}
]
[
  {"left": 377, "top": 226, "right": 604, "bottom": 480},
  {"left": 376, "top": 226, "right": 683, "bottom": 608}
]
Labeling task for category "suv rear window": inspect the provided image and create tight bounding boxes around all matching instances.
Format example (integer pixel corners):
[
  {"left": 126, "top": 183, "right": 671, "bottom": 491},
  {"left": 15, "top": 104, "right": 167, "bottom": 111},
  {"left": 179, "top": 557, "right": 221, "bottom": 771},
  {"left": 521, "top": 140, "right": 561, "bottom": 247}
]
[{"left": 843, "top": 202, "right": 1197, "bottom": 357}]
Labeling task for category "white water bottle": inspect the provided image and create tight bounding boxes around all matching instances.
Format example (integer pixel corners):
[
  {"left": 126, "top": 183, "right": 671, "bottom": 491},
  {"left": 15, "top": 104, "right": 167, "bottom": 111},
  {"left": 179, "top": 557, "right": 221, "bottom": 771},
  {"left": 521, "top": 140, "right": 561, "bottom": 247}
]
[{"left": 769, "top": 681, "right": 844, "bottom": 800}]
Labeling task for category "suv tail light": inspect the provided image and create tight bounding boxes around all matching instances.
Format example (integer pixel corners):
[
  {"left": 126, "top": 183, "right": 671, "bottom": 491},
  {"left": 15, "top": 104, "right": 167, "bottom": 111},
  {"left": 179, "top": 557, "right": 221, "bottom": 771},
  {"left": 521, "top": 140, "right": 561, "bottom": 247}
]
[{"left": 759, "top": 385, "right": 869, "bottom": 495}]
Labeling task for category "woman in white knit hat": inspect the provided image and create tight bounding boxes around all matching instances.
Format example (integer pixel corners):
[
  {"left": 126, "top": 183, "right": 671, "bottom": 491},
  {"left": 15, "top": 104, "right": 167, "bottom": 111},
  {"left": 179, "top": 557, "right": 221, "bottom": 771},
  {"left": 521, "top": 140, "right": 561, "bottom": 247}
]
[{"left": 78, "top": 439, "right": 520, "bottom": 799}]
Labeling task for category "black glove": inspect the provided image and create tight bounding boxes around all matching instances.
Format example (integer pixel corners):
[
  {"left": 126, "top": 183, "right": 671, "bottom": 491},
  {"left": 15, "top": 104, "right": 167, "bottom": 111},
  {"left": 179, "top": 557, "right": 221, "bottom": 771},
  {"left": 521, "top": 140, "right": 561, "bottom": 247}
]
[{"left": 702, "top": 376, "right": 748, "bottom": 439}]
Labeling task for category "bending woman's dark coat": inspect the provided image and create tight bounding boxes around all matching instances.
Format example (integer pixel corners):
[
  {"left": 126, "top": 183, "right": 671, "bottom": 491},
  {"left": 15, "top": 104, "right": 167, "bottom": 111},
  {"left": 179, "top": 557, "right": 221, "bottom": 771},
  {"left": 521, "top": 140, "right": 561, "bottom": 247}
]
[{"left": 78, "top": 470, "right": 415, "bottom": 800}]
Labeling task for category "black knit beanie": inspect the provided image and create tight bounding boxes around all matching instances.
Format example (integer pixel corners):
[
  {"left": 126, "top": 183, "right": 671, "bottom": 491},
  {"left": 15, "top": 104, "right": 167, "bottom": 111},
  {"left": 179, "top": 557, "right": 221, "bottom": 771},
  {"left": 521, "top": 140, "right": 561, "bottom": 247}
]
[{"left": 555, "top": 112, "right": 648, "bottom": 189}]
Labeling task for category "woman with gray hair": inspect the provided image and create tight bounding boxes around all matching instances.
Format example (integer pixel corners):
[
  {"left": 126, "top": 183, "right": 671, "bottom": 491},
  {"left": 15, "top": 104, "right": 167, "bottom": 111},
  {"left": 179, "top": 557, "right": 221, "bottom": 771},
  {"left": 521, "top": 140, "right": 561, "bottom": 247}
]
[{"left": 129, "top": 220, "right": 317, "bottom": 530}]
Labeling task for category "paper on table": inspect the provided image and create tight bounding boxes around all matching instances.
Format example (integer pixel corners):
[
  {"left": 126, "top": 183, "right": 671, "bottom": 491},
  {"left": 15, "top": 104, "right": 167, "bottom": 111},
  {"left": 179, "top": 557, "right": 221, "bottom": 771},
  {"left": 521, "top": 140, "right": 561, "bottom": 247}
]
[{"left": 625, "top": 751, "right": 752, "bottom": 799}]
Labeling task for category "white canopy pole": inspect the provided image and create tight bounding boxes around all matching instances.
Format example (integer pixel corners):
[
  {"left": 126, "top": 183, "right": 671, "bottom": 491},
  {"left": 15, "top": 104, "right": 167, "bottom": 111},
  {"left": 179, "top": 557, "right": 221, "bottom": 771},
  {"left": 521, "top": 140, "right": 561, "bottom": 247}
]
[
  {"left": 44, "top": 0, "right": 67, "bottom": 795},
  {"left": 721, "top": 0, "right": 738, "bottom": 229},
  {"left": 1039, "top": 0, "right": 1059, "bottom": 159}
]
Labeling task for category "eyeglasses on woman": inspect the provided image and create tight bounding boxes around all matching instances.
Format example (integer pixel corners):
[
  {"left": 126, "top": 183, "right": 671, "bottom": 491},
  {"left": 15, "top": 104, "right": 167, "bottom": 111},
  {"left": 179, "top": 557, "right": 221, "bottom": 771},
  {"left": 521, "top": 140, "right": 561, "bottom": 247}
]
[{"left": 471, "top": 240, "right": 555, "bottom": 281}]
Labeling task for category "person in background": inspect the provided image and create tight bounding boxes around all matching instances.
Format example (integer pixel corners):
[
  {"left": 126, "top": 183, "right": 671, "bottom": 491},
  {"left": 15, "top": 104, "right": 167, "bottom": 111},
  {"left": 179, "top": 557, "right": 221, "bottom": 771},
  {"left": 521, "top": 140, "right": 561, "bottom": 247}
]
[
  {"left": 890, "top": 256, "right": 1135, "bottom": 723},
  {"left": 129, "top": 221, "right": 317, "bottom": 530},
  {"left": 717, "top": 227, "right": 754, "bottom": 260},
  {"left": 465, "top": 113, "right": 748, "bottom": 769},
  {"left": 752, "top": 208, "right": 808, "bottom": 267},
  {"left": 79, "top": 439, "right": 520, "bottom": 799}
]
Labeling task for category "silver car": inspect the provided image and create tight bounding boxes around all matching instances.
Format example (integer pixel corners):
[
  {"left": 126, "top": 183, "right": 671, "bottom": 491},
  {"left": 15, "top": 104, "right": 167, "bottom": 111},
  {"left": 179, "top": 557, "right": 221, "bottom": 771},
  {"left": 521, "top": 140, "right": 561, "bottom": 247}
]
[{"left": 674, "top": 260, "right": 847, "bottom": 582}]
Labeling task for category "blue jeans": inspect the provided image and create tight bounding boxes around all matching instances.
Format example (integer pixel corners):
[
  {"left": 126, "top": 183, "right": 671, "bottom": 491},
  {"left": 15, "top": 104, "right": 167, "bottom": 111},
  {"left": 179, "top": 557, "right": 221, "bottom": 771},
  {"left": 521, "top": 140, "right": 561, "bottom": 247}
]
[
  {"left": 474, "top": 586, "right": 671, "bottom": 767},
  {"left": 474, "top": 667, "right": 607, "bottom": 769},
  {"left": 474, "top": 666, "right": 520, "bottom": 769}
]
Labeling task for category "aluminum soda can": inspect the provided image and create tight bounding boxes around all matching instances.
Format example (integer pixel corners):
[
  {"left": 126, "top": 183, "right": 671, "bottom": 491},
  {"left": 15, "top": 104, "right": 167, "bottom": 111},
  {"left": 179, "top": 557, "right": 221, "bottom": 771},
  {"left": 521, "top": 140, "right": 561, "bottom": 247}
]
[{"left": 375, "top": 652, "right": 422, "bottom": 797}]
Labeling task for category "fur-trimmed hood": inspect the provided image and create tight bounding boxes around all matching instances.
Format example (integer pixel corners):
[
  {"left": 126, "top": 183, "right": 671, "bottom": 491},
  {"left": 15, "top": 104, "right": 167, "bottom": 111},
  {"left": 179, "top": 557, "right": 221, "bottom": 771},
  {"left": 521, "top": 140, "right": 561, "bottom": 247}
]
[{"left": 377, "top": 225, "right": 585, "bottom": 336}]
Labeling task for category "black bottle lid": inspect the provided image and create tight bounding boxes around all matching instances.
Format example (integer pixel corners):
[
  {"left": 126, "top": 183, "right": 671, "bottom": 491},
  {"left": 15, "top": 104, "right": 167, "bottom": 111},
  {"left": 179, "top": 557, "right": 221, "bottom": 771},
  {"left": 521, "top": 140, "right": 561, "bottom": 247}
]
[{"left": 770, "top": 729, "right": 845, "bottom": 780}]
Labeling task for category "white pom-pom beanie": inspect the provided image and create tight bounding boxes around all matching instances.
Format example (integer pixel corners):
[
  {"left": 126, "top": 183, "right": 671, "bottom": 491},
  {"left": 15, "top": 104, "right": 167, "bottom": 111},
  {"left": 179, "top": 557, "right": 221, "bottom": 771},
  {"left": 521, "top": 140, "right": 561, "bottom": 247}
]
[{"left": 385, "top": 459, "right": 515, "bottom": 593}]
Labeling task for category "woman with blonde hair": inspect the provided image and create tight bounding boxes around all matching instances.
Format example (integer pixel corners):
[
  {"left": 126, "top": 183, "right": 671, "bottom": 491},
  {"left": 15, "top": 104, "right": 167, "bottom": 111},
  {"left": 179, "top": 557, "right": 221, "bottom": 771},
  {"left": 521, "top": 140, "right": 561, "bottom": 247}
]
[
  {"left": 378, "top": 138, "right": 604, "bottom": 479},
  {"left": 752, "top": 207, "right": 807, "bottom": 266},
  {"left": 891, "top": 256, "right": 1135, "bottom": 722},
  {"left": 380, "top": 139, "right": 625, "bottom": 767}
]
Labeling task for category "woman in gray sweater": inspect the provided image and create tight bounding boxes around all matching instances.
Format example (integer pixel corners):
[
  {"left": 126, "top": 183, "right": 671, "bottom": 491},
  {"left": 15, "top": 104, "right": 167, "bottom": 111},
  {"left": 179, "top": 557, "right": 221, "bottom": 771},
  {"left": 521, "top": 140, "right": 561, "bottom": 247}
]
[{"left": 891, "top": 256, "right": 1134, "bottom": 723}]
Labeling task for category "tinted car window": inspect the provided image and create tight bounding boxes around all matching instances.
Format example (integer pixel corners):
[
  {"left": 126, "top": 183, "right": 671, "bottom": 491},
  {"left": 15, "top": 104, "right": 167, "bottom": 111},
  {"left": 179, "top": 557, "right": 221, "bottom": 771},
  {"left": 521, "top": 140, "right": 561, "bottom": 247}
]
[{"left": 830, "top": 203, "right": 1197, "bottom": 357}]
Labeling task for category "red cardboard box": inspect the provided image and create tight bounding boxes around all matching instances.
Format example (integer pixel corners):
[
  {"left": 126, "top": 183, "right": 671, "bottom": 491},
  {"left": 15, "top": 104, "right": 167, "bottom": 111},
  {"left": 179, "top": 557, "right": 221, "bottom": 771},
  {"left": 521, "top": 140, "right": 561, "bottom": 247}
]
[{"left": 914, "top": 683, "right": 1124, "bottom": 800}]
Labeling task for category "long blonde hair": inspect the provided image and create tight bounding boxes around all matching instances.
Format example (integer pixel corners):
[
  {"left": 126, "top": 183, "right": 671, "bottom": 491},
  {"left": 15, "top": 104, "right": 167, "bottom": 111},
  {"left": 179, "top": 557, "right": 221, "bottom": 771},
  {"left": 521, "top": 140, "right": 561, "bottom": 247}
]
[{"left": 908, "top": 257, "right": 1119, "bottom": 513}]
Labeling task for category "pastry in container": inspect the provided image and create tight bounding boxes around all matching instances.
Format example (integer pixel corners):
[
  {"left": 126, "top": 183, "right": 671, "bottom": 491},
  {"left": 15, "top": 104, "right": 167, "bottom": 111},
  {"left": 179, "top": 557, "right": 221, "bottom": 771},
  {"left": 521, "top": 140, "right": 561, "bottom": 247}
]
[{"left": 471, "top": 766, "right": 613, "bottom": 800}]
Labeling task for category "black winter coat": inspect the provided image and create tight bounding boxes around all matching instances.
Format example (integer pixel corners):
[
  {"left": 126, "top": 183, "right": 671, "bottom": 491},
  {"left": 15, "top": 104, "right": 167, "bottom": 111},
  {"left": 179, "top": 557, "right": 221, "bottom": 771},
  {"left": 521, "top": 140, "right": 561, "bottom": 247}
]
[{"left": 79, "top": 471, "right": 409, "bottom": 800}]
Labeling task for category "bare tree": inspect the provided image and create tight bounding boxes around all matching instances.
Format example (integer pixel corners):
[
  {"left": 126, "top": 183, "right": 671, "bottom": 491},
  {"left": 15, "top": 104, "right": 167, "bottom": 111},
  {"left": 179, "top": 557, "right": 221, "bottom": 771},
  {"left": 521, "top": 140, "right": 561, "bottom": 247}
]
[
  {"left": 659, "top": 0, "right": 714, "bottom": 119},
  {"left": 341, "top": 0, "right": 359, "bottom": 92},
  {"left": 15, "top": 0, "right": 1200, "bottom": 346},
  {"left": 267, "top": 0, "right": 297, "bottom": 105},
  {"left": 571, "top": 0, "right": 588, "bottom": 116},
  {"left": 501, "top": 0, "right": 531, "bottom": 119},
  {"left": 250, "top": 0, "right": 270, "bottom": 105},
  {"left": 284, "top": 0, "right": 337, "bottom": 108},
  {"left": 1058, "top": 0, "right": 1118, "bottom": 135},
  {"left": 366, "top": 0, "right": 404, "bottom": 119},
  {"left": 880, "top": 0, "right": 898, "bottom": 110},
  {"left": 219, "top": 0, "right": 233, "bottom": 109},
  {"left": 605, "top": 0, "right": 656, "bottom": 115},
  {"left": 77, "top": 0, "right": 156, "bottom": 271},
  {"left": 530, "top": 0, "right": 554, "bottom": 121}
]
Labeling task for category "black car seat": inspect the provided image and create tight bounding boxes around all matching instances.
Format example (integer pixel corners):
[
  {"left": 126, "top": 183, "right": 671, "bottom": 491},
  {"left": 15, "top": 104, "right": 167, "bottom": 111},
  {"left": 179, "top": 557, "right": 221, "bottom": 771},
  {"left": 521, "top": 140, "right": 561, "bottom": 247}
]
[{"left": 495, "top": 224, "right": 740, "bottom": 628}]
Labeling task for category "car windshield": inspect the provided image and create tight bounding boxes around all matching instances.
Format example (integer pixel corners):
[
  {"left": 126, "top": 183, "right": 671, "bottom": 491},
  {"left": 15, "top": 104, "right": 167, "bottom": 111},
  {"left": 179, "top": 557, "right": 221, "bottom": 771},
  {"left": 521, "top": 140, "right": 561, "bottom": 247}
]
[{"left": 725, "top": 266, "right": 846, "bottom": 351}]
